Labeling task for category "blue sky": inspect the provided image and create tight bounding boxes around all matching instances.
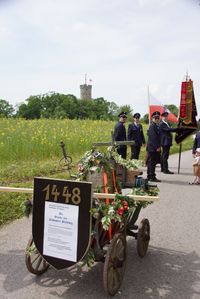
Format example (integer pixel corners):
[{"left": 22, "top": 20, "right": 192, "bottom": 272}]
[{"left": 0, "top": 0, "right": 200, "bottom": 116}]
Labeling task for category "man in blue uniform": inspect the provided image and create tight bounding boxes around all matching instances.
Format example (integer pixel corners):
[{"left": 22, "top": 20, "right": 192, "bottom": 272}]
[
  {"left": 146, "top": 111, "right": 161, "bottom": 182},
  {"left": 159, "top": 111, "right": 180, "bottom": 174},
  {"left": 114, "top": 111, "right": 127, "bottom": 159},
  {"left": 128, "top": 113, "right": 145, "bottom": 159}
]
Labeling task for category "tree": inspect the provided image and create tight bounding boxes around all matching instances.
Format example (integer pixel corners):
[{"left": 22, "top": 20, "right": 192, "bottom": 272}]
[
  {"left": 15, "top": 92, "right": 130, "bottom": 121},
  {"left": 0, "top": 99, "right": 14, "bottom": 117},
  {"left": 16, "top": 96, "right": 42, "bottom": 119},
  {"left": 92, "top": 98, "right": 109, "bottom": 120},
  {"left": 108, "top": 101, "right": 119, "bottom": 120},
  {"left": 141, "top": 113, "right": 149, "bottom": 124},
  {"left": 165, "top": 104, "right": 179, "bottom": 116},
  {"left": 118, "top": 105, "right": 133, "bottom": 121}
]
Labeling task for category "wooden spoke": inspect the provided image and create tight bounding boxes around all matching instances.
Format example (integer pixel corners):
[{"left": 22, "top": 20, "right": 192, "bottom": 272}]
[
  {"left": 25, "top": 236, "right": 49, "bottom": 275},
  {"left": 35, "top": 256, "right": 44, "bottom": 271}
]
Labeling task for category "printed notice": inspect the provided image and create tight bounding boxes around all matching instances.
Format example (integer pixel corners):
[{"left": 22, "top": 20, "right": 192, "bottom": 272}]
[{"left": 43, "top": 202, "right": 79, "bottom": 262}]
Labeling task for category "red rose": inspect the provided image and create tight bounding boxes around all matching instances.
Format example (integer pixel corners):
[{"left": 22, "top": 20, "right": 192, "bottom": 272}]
[
  {"left": 117, "top": 207, "right": 124, "bottom": 216},
  {"left": 122, "top": 200, "right": 128, "bottom": 206},
  {"left": 122, "top": 200, "right": 129, "bottom": 211},
  {"left": 123, "top": 205, "right": 129, "bottom": 211}
]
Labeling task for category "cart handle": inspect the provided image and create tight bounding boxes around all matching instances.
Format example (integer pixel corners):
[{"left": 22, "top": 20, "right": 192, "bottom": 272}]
[{"left": 0, "top": 186, "right": 159, "bottom": 202}]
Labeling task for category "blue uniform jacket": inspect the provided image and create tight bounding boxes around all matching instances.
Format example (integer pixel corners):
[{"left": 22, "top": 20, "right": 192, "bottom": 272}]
[
  {"left": 159, "top": 120, "right": 178, "bottom": 147},
  {"left": 128, "top": 123, "right": 145, "bottom": 147},
  {"left": 114, "top": 121, "right": 126, "bottom": 142},
  {"left": 147, "top": 122, "right": 161, "bottom": 153}
]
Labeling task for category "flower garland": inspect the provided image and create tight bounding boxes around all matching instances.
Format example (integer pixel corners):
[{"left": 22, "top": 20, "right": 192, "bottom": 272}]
[
  {"left": 76, "top": 146, "right": 159, "bottom": 231},
  {"left": 76, "top": 149, "right": 109, "bottom": 181},
  {"left": 76, "top": 146, "right": 143, "bottom": 182},
  {"left": 90, "top": 186, "right": 159, "bottom": 231},
  {"left": 107, "top": 146, "right": 143, "bottom": 170}
]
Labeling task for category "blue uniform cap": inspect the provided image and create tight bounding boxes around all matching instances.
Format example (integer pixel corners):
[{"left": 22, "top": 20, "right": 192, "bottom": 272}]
[
  {"left": 161, "top": 111, "right": 169, "bottom": 117},
  {"left": 133, "top": 113, "right": 140, "bottom": 119},
  {"left": 118, "top": 111, "right": 127, "bottom": 118},
  {"left": 151, "top": 111, "right": 161, "bottom": 118}
]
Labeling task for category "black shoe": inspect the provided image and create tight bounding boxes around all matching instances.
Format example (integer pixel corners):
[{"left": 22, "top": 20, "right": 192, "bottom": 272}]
[
  {"left": 149, "top": 178, "right": 162, "bottom": 182},
  {"left": 163, "top": 170, "right": 174, "bottom": 174}
]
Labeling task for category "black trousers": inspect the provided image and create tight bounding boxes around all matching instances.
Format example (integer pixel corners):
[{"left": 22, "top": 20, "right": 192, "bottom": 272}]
[
  {"left": 146, "top": 152, "right": 160, "bottom": 180},
  {"left": 131, "top": 146, "right": 141, "bottom": 160},
  {"left": 117, "top": 146, "right": 127, "bottom": 159},
  {"left": 161, "top": 146, "right": 170, "bottom": 172}
]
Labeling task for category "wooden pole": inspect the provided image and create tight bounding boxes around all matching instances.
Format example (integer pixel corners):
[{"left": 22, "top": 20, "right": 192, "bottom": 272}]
[
  {"left": 0, "top": 186, "right": 159, "bottom": 202},
  {"left": 0, "top": 186, "right": 33, "bottom": 194}
]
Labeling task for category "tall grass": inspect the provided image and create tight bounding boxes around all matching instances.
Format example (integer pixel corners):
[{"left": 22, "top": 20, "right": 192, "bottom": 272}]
[
  {"left": 0, "top": 118, "right": 115, "bottom": 165},
  {"left": 0, "top": 118, "right": 194, "bottom": 167}
]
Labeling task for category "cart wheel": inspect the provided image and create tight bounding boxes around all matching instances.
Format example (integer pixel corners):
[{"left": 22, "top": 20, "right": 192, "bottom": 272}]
[
  {"left": 25, "top": 236, "right": 49, "bottom": 275},
  {"left": 137, "top": 218, "right": 150, "bottom": 258},
  {"left": 103, "top": 233, "right": 127, "bottom": 296}
]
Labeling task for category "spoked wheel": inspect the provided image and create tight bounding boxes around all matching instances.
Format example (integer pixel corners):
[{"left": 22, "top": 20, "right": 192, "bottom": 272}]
[
  {"left": 137, "top": 218, "right": 150, "bottom": 258},
  {"left": 103, "top": 233, "right": 127, "bottom": 296},
  {"left": 25, "top": 237, "right": 49, "bottom": 275},
  {"left": 59, "top": 156, "right": 72, "bottom": 171}
]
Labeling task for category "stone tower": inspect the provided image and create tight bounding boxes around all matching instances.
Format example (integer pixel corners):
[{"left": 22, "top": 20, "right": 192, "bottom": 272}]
[{"left": 80, "top": 75, "right": 92, "bottom": 100}]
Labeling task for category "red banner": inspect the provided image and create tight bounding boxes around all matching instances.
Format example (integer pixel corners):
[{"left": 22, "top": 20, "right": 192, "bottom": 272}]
[
  {"left": 179, "top": 81, "right": 187, "bottom": 119},
  {"left": 175, "top": 78, "right": 198, "bottom": 144},
  {"left": 179, "top": 80, "right": 193, "bottom": 124}
]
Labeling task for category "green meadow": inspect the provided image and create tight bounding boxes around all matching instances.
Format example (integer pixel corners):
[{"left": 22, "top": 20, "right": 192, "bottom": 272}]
[{"left": 0, "top": 118, "right": 194, "bottom": 225}]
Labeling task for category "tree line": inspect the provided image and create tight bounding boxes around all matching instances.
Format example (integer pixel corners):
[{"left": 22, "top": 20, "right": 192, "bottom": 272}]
[
  {"left": 0, "top": 93, "right": 133, "bottom": 121},
  {"left": 0, "top": 92, "right": 179, "bottom": 123}
]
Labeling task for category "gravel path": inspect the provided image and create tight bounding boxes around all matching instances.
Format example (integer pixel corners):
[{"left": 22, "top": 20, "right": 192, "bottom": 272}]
[{"left": 0, "top": 150, "right": 200, "bottom": 299}]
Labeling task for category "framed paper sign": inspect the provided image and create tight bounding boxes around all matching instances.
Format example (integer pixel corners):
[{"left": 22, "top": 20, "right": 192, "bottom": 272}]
[{"left": 32, "top": 177, "right": 92, "bottom": 270}]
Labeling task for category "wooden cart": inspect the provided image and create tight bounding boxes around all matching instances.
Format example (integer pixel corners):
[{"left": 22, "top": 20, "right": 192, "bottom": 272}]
[{"left": 25, "top": 173, "right": 158, "bottom": 296}]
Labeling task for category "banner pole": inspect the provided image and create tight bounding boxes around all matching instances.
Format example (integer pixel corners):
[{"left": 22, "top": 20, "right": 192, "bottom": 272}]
[{"left": 178, "top": 143, "right": 182, "bottom": 174}]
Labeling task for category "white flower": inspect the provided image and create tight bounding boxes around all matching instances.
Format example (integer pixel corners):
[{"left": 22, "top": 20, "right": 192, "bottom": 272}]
[{"left": 108, "top": 207, "right": 115, "bottom": 215}]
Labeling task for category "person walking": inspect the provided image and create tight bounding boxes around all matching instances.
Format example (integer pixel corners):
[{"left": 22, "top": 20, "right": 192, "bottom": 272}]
[
  {"left": 113, "top": 111, "right": 127, "bottom": 159},
  {"left": 146, "top": 111, "right": 161, "bottom": 182},
  {"left": 159, "top": 111, "right": 180, "bottom": 174},
  {"left": 128, "top": 113, "right": 145, "bottom": 159}
]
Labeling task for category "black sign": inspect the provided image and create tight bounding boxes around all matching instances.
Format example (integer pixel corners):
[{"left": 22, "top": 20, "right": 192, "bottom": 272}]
[{"left": 32, "top": 177, "right": 92, "bottom": 270}]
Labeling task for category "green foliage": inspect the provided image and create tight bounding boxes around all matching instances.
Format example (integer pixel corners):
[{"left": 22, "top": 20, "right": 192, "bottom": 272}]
[
  {"left": 17, "top": 96, "right": 42, "bottom": 119},
  {"left": 0, "top": 118, "right": 116, "bottom": 166},
  {"left": 108, "top": 101, "right": 119, "bottom": 120},
  {"left": 0, "top": 192, "right": 28, "bottom": 225},
  {"left": 15, "top": 93, "right": 122, "bottom": 120},
  {"left": 165, "top": 104, "right": 179, "bottom": 116},
  {"left": 141, "top": 113, "right": 149, "bottom": 124},
  {"left": 0, "top": 99, "right": 14, "bottom": 117}
]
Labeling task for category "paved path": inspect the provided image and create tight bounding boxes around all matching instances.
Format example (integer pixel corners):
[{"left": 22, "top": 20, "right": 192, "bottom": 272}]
[{"left": 0, "top": 151, "right": 200, "bottom": 299}]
